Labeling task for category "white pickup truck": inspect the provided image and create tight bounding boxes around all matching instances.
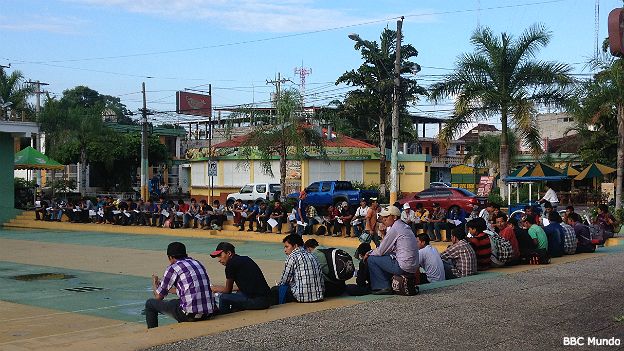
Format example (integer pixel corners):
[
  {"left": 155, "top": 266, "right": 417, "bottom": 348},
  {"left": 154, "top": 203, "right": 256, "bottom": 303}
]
[{"left": 226, "top": 183, "right": 281, "bottom": 206}]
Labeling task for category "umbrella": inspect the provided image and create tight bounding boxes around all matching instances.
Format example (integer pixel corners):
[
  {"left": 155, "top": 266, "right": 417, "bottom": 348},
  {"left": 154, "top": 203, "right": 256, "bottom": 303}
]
[
  {"left": 509, "top": 166, "right": 530, "bottom": 177},
  {"left": 561, "top": 163, "right": 580, "bottom": 177},
  {"left": 521, "top": 162, "right": 564, "bottom": 177},
  {"left": 574, "top": 163, "right": 616, "bottom": 181},
  {"left": 14, "top": 146, "right": 64, "bottom": 170}
]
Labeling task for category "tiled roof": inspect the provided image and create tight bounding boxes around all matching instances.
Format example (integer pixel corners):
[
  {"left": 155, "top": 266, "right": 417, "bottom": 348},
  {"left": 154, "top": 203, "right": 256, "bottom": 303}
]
[{"left": 213, "top": 127, "right": 377, "bottom": 149}]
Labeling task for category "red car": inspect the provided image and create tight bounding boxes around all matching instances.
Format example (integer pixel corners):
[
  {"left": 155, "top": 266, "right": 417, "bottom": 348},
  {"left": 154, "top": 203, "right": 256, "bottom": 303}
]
[{"left": 399, "top": 187, "right": 485, "bottom": 213}]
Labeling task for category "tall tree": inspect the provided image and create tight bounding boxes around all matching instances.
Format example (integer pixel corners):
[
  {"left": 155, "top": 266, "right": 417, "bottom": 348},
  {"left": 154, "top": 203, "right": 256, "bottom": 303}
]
[
  {"left": 337, "top": 28, "right": 427, "bottom": 195},
  {"left": 0, "top": 68, "right": 34, "bottom": 120},
  {"left": 429, "top": 25, "right": 574, "bottom": 197},
  {"left": 239, "top": 89, "right": 326, "bottom": 201},
  {"left": 464, "top": 131, "right": 518, "bottom": 175},
  {"left": 569, "top": 53, "right": 624, "bottom": 208}
]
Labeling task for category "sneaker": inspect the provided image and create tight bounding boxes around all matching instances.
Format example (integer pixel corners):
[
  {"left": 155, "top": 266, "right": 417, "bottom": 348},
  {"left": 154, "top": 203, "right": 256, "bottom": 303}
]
[
  {"left": 238, "top": 227, "right": 244, "bottom": 231},
  {"left": 372, "top": 288, "right": 393, "bottom": 295}
]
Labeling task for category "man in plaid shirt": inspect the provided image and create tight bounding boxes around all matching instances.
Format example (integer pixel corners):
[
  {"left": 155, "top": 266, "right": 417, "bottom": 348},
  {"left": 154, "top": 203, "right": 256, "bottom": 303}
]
[
  {"left": 145, "top": 242, "right": 216, "bottom": 328},
  {"left": 559, "top": 218, "right": 578, "bottom": 255},
  {"left": 271, "top": 234, "right": 324, "bottom": 304},
  {"left": 440, "top": 228, "right": 477, "bottom": 278}
]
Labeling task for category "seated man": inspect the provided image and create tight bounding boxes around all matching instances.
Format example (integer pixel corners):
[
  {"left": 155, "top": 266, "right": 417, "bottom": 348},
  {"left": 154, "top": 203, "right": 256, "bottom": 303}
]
[
  {"left": 242, "top": 200, "right": 258, "bottom": 232},
  {"left": 522, "top": 215, "right": 549, "bottom": 259},
  {"left": 494, "top": 213, "right": 521, "bottom": 265},
  {"left": 466, "top": 218, "right": 492, "bottom": 271},
  {"left": 346, "top": 242, "right": 372, "bottom": 296},
  {"left": 256, "top": 202, "right": 270, "bottom": 233},
  {"left": 333, "top": 202, "right": 353, "bottom": 237},
  {"left": 304, "top": 239, "right": 346, "bottom": 297},
  {"left": 413, "top": 203, "right": 429, "bottom": 232},
  {"left": 425, "top": 203, "right": 447, "bottom": 242},
  {"left": 559, "top": 213, "right": 578, "bottom": 255},
  {"left": 35, "top": 197, "right": 49, "bottom": 221},
  {"left": 271, "top": 234, "right": 324, "bottom": 304},
  {"left": 567, "top": 212, "right": 595, "bottom": 253},
  {"left": 440, "top": 227, "right": 477, "bottom": 279},
  {"left": 543, "top": 211, "right": 565, "bottom": 258},
  {"left": 364, "top": 206, "right": 419, "bottom": 295},
  {"left": 211, "top": 200, "right": 226, "bottom": 230},
  {"left": 269, "top": 200, "right": 287, "bottom": 234},
  {"left": 210, "top": 242, "right": 271, "bottom": 314},
  {"left": 352, "top": 199, "right": 369, "bottom": 238},
  {"left": 145, "top": 242, "right": 216, "bottom": 328},
  {"left": 417, "top": 234, "right": 445, "bottom": 283}
]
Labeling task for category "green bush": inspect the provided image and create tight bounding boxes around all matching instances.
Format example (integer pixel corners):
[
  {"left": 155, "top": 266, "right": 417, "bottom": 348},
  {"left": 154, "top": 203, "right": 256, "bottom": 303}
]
[{"left": 487, "top": 192, "right": 504, "bottom": 207}]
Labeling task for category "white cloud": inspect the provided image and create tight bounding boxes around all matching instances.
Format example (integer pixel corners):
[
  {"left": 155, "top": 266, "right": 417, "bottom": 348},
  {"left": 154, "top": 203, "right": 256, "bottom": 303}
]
[
  {"left": 70, "top": 0, "right": 435, "bottom": 33},
  {"left": 0, "top": 15, "right": 87, "bottom": 34}
]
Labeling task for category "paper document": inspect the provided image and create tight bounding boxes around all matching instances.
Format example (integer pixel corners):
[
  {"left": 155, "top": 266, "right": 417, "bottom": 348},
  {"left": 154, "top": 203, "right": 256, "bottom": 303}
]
[
  {"left": 241, "top": 212, "right": 248, "bottom": 218},
  {"left": 112, "top": 210, "right": 121, "bottom": 215},
  {"left": 161, "top": 210, "right": 170, "bottom": 217},
  {"left": 296, "top": 220, "right": 307, "bottom": 227},
  {"left": 288, "top": 213, "right": 296, "bottom": 221},
  {"left": 89, "top": 210, "right": 96, "bottom": 216},
  {"left": 73, "top": 209, "right": 80, "bottom": 212},
  {"left": 176, "top": 212, "right": 183, "bottom": 217},
  {"left": 337, "top": 218, "right": 343, "bottom": 224},
  {"left": 268, "top": 218, "right": 278, "bottom": 228},
  {"left": 124, "top": 212, "right": 131, "bottom": 217},
  {"left": 35, "top": 201, "right": 41, "bottom": 207}
]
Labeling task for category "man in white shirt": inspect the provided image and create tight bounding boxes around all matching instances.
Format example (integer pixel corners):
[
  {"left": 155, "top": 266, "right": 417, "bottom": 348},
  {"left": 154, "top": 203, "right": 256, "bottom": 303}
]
[
  {"left": 401, "top": 203, "right": 418, "bottom": 234},
  {"left": 416, "top": 234, "right": 445, "bottom": 283},
  {"left": 352, "top": 199, "right": 369, "bottom": 238},
  {"left": 539, "top": 183, "right": 559, "bottom": 208}
]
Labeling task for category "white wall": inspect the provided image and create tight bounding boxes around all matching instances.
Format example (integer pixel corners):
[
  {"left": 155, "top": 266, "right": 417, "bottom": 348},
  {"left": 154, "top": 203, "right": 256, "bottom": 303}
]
[
  {"left": 253, "top": 160, "right": 280, "bottom": 184},
  {"left": 222, "top": 160, "right": 250, "bottom": 186},
  {"left": 344, "top": 161, "right": 363, "bottom": 183},
  {"left": 308, "top": 160, "right": 340, "bottom": 183}
]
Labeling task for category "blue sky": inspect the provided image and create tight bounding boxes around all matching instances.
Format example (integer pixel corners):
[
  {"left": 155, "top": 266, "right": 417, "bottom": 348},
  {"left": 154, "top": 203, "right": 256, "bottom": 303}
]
[{"left": 1, "top": 0, "right": 620, "bottom": 136}]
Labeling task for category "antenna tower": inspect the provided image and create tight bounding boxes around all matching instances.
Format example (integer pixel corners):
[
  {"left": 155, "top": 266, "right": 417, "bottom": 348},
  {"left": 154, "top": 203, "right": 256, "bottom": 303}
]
[
  {"left": 595, "top": 0, "right": 600, "bottom": 58},
  {"left": 294, "top": 64, "right": 312, "bottom": 106}
]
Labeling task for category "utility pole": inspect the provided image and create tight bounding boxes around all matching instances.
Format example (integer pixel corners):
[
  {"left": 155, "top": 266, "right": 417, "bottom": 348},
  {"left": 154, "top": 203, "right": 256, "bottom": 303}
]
[
  {"left": 389, "top": 16, "right": 403, "bottom": 205},
  {"left": 140, "top": 82, "right": 149, "bottom": 201},
  {"left": 208, "top": 84, "right": 213, "bottom": 203},
  {"left": 26, "top": 80, "right": 49, "bottom": 194}
]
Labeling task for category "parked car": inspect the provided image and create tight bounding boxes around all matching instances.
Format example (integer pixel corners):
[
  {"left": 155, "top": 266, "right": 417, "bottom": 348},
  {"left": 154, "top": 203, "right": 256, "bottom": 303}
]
[
  {"left": 399, "top": 187, "right": 485, "bottom": 213},
  {"left": 287, "top": 181, "right": 379, "bottom": 208},
  {"left": 430, "top": 181, "right": 452, "bottom": 188},
  {"left": 226, "top": 183, "right": 281, "bottom": 206}
]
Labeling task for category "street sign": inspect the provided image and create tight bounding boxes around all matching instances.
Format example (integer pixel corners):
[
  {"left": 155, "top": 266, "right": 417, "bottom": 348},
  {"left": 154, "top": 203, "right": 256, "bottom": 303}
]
[{"left": 208, "top": 161, "right": 217, "bottom": 177}]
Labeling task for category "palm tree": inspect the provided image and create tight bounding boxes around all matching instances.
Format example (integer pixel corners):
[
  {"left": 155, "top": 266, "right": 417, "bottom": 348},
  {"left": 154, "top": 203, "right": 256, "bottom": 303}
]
[
  {"left": 0, "top": 68, "right": 34, "bottom": 120},
  {"left": 430, "top": 24, "right": 574, "bottom": 197},
  {"left": 239, "top": 88, "right": 327, "bottom": 200},
  {"left": 569, "top": 52, "right": 624, "bottom": 208}
]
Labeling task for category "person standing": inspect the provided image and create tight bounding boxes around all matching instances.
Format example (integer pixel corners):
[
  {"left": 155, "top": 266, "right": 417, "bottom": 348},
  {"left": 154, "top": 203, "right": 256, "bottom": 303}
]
[
  {"left": 210, "top": 242, "right": 271, "bottom": 314},
  {"left": 145, "top": 242, "right": 216, "bottom": 328},
  {"left": 295, "top": 191, "right": 308, "bottom": 236}
]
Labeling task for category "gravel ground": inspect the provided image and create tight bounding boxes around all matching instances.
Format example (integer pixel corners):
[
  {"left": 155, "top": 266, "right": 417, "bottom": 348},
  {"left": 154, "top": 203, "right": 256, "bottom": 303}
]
[{"left": 146, "top": 251, "right": 624, "bottom": 351}]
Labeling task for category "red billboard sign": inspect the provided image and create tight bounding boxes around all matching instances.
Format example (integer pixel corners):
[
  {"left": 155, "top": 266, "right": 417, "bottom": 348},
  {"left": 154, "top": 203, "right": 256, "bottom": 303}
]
[{"left": 176, "top": 91, "right": 212, "bottom": 117}]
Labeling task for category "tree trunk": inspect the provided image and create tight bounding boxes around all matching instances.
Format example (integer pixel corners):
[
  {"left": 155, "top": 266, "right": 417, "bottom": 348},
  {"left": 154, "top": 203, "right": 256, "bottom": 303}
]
[
  {"left": 80, "top": 148, "right": 87, "bottom": 197},
  {"left": 616, "top": 104, "right": 624, "bottom": 209},
  {"left": 498, "top": 109, "right": 509, "bottom": 199},
  {"left": 279, "top": 145, "right": 287, "bottom": 202},
  {"left": 379, "top": 115, "right": 387, "bottom": 198}
]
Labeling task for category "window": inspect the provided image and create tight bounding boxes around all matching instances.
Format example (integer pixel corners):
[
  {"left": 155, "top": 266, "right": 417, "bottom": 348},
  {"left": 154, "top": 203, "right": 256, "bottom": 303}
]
[
  {"left": 256, "top": 184, "right": 267, "bottom": 193},
  {"left": 269, "top": 184, "right": 281, "bottom": 192},
  {"left": 425, "top": 147, "right": 430, "bottom": 154},
  {"left": 306, "top": 183, "right": 320, "bottom": 192},
  {"left": 335, "top": 181, "right": 354, "bottom": 191},
  {"left": 321, "top": 183, "right": 332, "bottom": 192},
  {"left": 240, "top": 185, "right": 253, "bottom": 194},
  {"left": 418, "top": 189, "right": 438, "bottom": 198},
  {"left": 455, "top": 188, "right": 477, "bottom": 197},
  {"left": 438, "top": 190, "right": 453, "bottom": 197}
]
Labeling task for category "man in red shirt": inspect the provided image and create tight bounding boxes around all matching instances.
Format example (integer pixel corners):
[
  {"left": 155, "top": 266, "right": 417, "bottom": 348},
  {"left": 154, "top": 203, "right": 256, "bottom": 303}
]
[
  {"left": 466, "top": 218, "right": 491, "bottom": 271},
  {"left": 494, "top": 213, "right": 520, "bottom": 265}
]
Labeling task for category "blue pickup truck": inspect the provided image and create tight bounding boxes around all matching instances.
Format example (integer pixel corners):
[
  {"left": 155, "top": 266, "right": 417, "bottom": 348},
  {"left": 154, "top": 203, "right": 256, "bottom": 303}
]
[{"left": 288, "top": 181, "right": 379, "bottom": 208}]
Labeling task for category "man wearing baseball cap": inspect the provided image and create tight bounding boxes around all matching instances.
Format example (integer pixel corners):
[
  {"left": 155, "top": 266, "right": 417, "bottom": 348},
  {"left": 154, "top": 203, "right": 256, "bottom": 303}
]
[
  {"left": 145, "top": 242, "right": 216, "bottom": 328},
  {"left": 210, "top": 242, "right": 271, "bottom": 314},
  {"left": 363, "top": 205, "right": 419, "bottom": 295}
]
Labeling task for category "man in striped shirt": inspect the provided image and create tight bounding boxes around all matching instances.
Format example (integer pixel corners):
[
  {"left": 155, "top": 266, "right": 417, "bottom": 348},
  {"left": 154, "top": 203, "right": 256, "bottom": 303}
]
[
  {"left": 145, "top": 242, "right": 216, "bottom": 328},
  {"left": 271, "top": 234, "right": 324, "bottom": 304},
  {"left": 466, "top": 218, "right": 492, "bottom": 271}
]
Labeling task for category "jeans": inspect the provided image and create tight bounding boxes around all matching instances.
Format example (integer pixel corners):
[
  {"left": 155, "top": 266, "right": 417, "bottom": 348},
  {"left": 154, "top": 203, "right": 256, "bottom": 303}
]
[
  {"left": 218, "top": 292, "right": 270, "bottom": 314},
  {"left": 368, "top": 255, "right": 406, "bottom": 290},
  {"left": 426, "top": 222, "right": 446, "bottom": 241},
  {"left": 353, "top": 222, "right": 365, "bottom": 238},
  {"left": 144, "top": 298, "right": 211, "bottom": 328},
  {"left": 442, "top": 259, "right": 457, "bottom": 279}
]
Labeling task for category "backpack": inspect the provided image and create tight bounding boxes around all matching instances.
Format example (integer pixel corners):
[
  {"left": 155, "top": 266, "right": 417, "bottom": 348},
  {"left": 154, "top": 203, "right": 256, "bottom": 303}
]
[
  {"left": 588, "top": 224, "right": 607, "bottom": 245},
  {"left": 392, "top": 274, "right": 420, "bottom": 296},
  {"left": 318, "top": 248, "right": 355, "bottom": 281},
  {"left": 484, "top": 230, "right": 513, "bottom": 264}
]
